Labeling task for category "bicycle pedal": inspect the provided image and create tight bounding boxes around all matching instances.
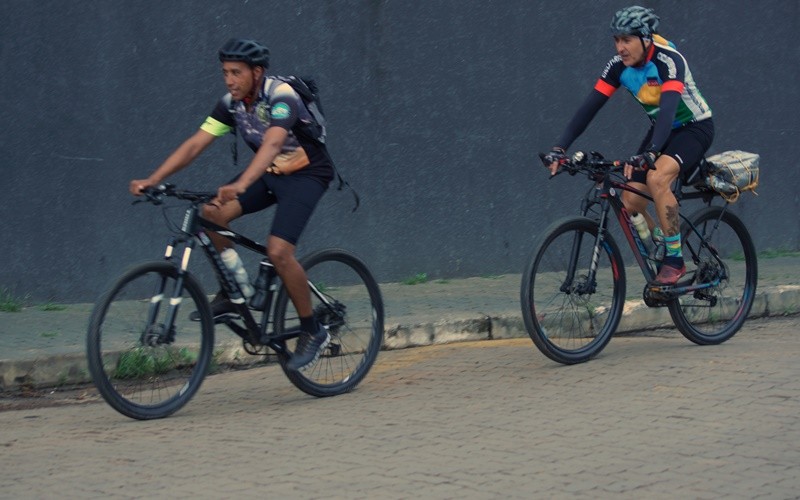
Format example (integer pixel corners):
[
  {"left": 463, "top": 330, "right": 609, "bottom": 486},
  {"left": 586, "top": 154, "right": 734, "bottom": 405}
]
[
  {"left": 642, "top": 283, "right": 675, "bottom": 307},
  {"left": 648, "top": 285, "right": 670, "bottom": 294}
]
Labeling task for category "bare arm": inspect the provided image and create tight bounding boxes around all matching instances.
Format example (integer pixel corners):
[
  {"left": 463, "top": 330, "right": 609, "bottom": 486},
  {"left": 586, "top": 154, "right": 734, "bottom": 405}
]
[
  {"left": 129, "top": 129, "right": 217, "bottom": 195},
  {"left": 216, "top": 126, "right": 288, "bottom": 204}
]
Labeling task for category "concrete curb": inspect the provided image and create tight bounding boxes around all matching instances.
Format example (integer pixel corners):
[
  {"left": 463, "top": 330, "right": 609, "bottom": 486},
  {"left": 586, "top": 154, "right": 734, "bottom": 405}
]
[{"left": 2, "top": 286, "right": 798, "bottom": 391}]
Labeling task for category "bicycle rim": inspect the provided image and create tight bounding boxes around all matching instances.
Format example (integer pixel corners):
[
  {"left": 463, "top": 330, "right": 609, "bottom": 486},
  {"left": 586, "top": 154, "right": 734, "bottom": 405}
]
[
  {"left": 521, "top": 217, "right": 625, "bottom": 364},
  {"left": 274, "top": 249, "right": 384, "bottom": 397},
  {"left": 86, "top": 262, "right": 214, "bottom": 419},
  {"left": 669, "top": 207, "right": 758, "bottom": 344}
]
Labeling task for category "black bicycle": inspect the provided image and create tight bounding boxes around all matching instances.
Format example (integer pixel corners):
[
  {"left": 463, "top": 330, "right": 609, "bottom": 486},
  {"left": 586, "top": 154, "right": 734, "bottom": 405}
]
[
  {"left": 521, "top": 151, "right": 757, "bottom": 364},
  {"left": 87, "top": 183, "right": 384, "bottom": 419}
]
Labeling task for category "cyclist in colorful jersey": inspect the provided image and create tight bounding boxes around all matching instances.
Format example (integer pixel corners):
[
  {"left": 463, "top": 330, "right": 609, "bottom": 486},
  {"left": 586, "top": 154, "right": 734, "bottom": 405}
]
[
  {"left": 130, "top": 38, "right": 333, "bottom": 372},
  {"left": 546, "top": 6, "right": 714, "bottom": 285}
]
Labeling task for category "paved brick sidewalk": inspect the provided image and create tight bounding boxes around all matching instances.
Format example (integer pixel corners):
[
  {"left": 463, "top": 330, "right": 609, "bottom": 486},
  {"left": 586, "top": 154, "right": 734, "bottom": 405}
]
[{"left": 0, "top": 316, "right": 798, "bottom": 498}]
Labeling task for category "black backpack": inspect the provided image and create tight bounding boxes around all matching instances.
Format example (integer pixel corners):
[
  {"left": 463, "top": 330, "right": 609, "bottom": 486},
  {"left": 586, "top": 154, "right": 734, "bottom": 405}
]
[{"left": 267, "top": 76, "right": 327, "bottom": 145}]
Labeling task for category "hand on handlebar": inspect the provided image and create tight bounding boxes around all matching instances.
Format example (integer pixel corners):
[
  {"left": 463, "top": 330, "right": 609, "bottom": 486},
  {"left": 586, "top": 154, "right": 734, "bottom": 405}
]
[
  {"left": 541, "top": 147, "right": 569, "bottom": 177},
  {"left": 624, "top": 151, "right": 657, "bottom": 179},
  {"left": 130, "top": 178, "right": 159, "bottom": 196},
  {"left": 216, "top": 182, "right": 246, "bottom": 205}
]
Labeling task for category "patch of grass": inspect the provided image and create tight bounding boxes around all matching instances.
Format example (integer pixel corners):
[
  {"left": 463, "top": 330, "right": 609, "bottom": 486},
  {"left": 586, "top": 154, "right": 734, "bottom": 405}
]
[
  {"left": 0, "top": 288, "right": 26, "bottom": 312},
  {"left": 38, "top": 302, "right": 66, "bottom": 312},
  {"left": 40, "top": 331, "right": 59, "bottom": 339},
  {"left": 210, "top": 349, "right": 225, "bottom": 374},
  {"left": 402, "top": 273, "right": 428, "bottom": 285},
  {"left": 759, "top": 248, "right": 800, "bottom": 259},
  {"left": 114, "top": 347, "right": 197, "bottom": 379},
  {"left": 729, "top": 251, "right": 746, "bottom": 261},
  {"left": 481, "top": 274, "right": 505, "bottom": 280}
]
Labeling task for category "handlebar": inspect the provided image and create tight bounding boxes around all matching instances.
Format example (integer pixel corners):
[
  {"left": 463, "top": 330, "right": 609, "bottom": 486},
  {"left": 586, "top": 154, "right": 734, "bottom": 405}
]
[
  {"left": 539, "top": 151, "right": 624, "bottom": 178},
  {"left": 135, "top": 183, "right": 217, "bottom": 205}
]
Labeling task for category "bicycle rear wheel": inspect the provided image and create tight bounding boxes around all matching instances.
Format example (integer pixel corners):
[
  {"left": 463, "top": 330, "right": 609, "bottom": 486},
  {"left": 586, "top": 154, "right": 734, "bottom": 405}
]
[
  {"left": 86, "top": 262, "right": 214, "bottom": 420},
  {"left": 274, "top": 249, "right": 384, "bottom": 397},
  {"left": 521, "top": 217, "right": 626, "bottom": 364},
  {"left": 669, "top": 206, "right": 758, "bottom": 344}
]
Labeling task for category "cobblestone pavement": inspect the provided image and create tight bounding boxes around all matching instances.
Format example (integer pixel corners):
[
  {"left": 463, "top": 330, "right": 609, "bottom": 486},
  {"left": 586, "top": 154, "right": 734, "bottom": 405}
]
[{"left": 1, "top": 315, "right": 798, "bottom": 498}]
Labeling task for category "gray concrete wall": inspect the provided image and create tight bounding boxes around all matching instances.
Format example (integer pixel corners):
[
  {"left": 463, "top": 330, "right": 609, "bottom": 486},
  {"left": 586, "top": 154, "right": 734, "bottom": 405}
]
[{"left": 2, "top": 0, "right": 798, "bottom": 302}]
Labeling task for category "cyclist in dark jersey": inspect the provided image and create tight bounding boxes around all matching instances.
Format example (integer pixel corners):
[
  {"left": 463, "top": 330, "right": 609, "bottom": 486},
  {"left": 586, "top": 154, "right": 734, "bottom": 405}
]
[
  {"left": 130, "top": 38, "right": 332, "bottom": 372},
  {"left": 546, "top": 6, "right": 714, "bottom": 285}
]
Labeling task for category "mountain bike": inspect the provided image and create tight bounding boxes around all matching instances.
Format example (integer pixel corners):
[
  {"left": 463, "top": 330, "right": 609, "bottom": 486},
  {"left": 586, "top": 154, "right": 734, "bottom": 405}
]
[
  {"left": 86, "top": 183, "right": 384, "bottom": 419},
  {"left": 520, "top": 151, "right": 757, "bottom": 365}
]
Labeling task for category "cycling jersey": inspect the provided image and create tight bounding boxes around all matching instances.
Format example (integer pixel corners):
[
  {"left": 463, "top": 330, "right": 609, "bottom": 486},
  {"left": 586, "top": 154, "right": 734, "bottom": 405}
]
[
  {"left": 556, "top": 35, "right": 712, "bottom": 155},
  {"left": 200, "top": 78, "right": 332, "bottom": 179},
  {"left": 596, "top": 35, "right": 712, "bottom": 127}
]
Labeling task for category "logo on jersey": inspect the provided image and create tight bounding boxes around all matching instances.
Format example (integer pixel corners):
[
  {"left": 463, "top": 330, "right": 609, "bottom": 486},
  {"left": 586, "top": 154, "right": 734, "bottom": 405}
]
[
  {"left": 271, "top": 103, "right": 291, "bottom": 120},
  {"left": 602, "top": 56, "right": 622, "bottom": 78},
  {"left": 657, "top": 52, "right": 677, "bottom": 79},
  {"left": 255, "top": 101, "right": 269, "bottom": 122}
]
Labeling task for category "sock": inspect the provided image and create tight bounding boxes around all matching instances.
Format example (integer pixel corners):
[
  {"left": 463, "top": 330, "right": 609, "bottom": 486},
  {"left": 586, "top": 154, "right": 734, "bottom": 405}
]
[
  {"left": 664, "top": 233, "right": 682, "bottom": 258},
  {"left": 300, "top": 316, "right": 317, "bottom": 333}
]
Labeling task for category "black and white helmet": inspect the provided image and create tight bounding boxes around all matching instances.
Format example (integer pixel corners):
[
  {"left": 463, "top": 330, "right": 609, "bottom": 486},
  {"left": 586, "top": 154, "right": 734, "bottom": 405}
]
[
  {"left": 610, "top": 6, "right": 660, "bottom": 38},
  {"left": 218, "top": 38, "right": 270, "bottom": 68}
]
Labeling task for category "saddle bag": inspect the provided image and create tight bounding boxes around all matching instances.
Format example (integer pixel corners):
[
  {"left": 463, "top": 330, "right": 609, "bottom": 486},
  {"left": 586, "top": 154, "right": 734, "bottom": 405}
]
[{"left": 703, "top": 150, "right": 760, "bottom": 202}]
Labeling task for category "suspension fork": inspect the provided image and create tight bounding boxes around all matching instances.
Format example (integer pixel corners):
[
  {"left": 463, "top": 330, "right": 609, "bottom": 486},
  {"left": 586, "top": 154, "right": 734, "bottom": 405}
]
[
  {"left": 142, "top": 237, "right": 179, "bottom": 330},
  {"left": 560, "top": 190, "right": 609, "bottom": 295},
  {"left": 141, "top": 237, "right": 194, "bottom": 345}
]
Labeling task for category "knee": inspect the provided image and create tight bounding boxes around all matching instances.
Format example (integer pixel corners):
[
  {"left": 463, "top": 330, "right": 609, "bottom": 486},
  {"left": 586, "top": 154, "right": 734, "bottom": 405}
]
[
  {"left": 646, "top": 171, "right": 677, "bottom": 194},
  {"left": 267, "top": 244, "right": 296, "bottom": 269},
  {"left": 202, "top": 203, "right": 232, "bottom": 224}
]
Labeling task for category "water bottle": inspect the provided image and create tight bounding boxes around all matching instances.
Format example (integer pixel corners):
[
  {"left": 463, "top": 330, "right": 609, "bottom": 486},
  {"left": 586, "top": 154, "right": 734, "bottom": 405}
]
[
  {"left": 631, "top": 213, "right": 654, "bottom": 254},
  {"left": 221, "top": 248, "right": 254, "bottom": 298},
  {"left": 650, "top": 226, "right": 665, "bottom": 262},
  {"left": 710, "top": 176, "right": 736, "bottom": 194},
  {"left": 248, "top": 260, "right": 274, "bottom": 310}
]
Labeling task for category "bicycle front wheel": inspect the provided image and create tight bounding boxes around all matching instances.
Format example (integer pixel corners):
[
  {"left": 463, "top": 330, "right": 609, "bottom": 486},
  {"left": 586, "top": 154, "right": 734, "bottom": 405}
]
[
  {"left": 521, "top": 217, "right": 626, "bottom": 364},
  {"left": 86, "top": 262, "right": 214, "bottom": 420},
  {"left": 669, "top": 206, "right": 758, "bottom": 344},
  {"left": 274, "top": 249, "right": 384, "bottom": 397}
]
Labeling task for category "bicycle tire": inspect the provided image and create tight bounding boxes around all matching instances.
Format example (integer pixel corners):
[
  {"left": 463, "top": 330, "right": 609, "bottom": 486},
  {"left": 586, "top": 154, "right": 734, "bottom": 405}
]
[
  {"left": 668, "top": 206, "right": 758, "bottom": 345},
  {"left": 86, "top": 262, "right": 214, "bottom": 420},
  {"left": 273, "top": 248, "right": 384, "bottom": 397},
  {"left": 521, "top": 216, "right": 626, "bottom": 364}
]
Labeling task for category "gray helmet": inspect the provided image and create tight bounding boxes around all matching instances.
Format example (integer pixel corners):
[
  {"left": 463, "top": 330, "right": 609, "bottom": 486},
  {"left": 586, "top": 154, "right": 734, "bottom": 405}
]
[
  {"left": 610, "top": 6, "right": 660, "bottom": 37},
  {"left": 218, "top": 38, "right": 270, "bottom": 68}
]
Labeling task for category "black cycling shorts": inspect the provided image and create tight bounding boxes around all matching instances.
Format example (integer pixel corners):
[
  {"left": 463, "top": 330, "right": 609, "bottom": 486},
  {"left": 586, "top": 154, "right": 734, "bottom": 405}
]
[
  {"left": 631, "top": 118, "right": 715, "bottom": 184},
  {"left": 232, "top": 172, "right": 330, "bottom": 246}
]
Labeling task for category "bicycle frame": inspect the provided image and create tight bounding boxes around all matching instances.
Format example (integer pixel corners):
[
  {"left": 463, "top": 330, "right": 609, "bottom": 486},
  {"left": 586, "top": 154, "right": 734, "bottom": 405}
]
[
  {"left": 151, "top": 198, "right": 334, "bottom": 355},
  {"left": 574, "top": 165, "right": 731, "bottom": 298}
]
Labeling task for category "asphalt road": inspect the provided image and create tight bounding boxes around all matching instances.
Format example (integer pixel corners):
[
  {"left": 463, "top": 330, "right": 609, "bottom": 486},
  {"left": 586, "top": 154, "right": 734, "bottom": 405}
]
[{"left": 1, "top": 315, "right": 799, "bottom": 499}]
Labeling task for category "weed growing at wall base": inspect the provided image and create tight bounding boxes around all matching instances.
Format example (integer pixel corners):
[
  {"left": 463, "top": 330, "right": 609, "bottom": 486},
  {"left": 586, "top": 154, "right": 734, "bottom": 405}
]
[
  {"left": 0, "top": 287, "right": 26, "bottom": 312},
  {"left": 402, "top": 273, "right": 428, "bottom": 285}
]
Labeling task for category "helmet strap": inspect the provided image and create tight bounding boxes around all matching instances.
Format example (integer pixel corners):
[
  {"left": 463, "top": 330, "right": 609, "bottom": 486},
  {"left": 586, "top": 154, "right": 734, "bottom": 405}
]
[
  {"left": 243, "top": 67, "right": 265, "bottom": 106},
  {"left": 638, "top": 36, "right": 654, "bottom": 65}
]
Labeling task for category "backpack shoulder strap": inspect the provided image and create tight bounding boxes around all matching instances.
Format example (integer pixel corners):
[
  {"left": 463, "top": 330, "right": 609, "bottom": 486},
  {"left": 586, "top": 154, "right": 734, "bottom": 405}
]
[{"left": 223, "top": 92, "right": 239, "bottom": 166}]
